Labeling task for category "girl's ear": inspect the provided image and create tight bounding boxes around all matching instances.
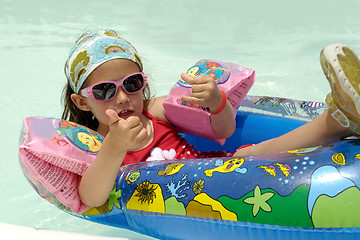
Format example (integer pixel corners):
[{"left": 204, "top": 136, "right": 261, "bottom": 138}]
[{"left": 70, "top": 93, "right": 91, "bottom": 111}]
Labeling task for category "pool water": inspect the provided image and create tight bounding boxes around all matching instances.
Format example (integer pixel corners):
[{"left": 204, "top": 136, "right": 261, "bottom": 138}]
[{"left": 2, "top": 0, "right": 360, "bottom": 239}]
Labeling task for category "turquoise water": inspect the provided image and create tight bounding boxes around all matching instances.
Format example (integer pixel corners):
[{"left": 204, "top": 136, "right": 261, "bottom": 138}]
[{"left": 2, "top": 0, "right": 360, "bottom": 239}]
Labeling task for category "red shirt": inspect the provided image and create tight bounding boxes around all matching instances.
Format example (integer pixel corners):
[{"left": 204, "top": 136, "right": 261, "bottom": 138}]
[{"left": 122, "top": 111, "right": 232, "bottom": 166}]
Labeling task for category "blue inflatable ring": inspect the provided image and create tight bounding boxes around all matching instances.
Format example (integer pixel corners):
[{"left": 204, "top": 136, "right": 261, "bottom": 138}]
[{"left": 19, "top": 95, "right": 360, "bottom": 240}]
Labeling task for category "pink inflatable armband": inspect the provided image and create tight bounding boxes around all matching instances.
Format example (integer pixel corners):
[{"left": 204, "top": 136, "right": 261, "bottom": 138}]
[
  {"left": 19, "top": 117, "right": 103, "bottom": 213},
  {"left": 163, "top": 59, "right": 255, "bottom": 145}
]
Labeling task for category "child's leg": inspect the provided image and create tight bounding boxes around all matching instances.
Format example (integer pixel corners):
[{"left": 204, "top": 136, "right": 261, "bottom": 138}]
[
  {"left": 235, "top": 43, "right": 360, "bottom": 157},
  {"left": 234, "top": 109, "right": 352, "bottom": 156}
]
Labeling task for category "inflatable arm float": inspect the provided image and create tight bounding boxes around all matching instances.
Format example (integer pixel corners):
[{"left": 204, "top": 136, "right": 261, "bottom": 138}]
[{"left": 163, "top": 59, "right": 255, "bottom": 145}]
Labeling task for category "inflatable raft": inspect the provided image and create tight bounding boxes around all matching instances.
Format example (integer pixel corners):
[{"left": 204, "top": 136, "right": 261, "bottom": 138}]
[{"left": 19, "top": 95, "right": 360, "bottom": 240}]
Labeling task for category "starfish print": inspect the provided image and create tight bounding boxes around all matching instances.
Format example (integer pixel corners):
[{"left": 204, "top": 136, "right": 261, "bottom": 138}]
[
  {"left": 56, "top": 127, "right": 69, "bottom": 137},
  {"left": 243, "top": 185, "right": 274, "bottom": 217},
  {"left": 107, "top": 184, "right": 122, "bottom": 211}
]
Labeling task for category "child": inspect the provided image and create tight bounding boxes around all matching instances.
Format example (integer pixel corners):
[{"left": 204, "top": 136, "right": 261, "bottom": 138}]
[{"left": 62, "top": 30, "right": 359, "bottom": 207}]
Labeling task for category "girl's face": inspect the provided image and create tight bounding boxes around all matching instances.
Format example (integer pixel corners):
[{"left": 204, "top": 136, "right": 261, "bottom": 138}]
[{"left": 77, "top": 59, "right": 144, "bottom": 135}]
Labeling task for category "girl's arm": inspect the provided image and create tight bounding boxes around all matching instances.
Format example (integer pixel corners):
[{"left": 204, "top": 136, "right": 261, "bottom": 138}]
[
  {"left": 79, "top": 132, "right": 126, "bottom": 207},
  {"left": 79, "top": 110, "right": 151, "bottom": 207},
  {"left": 145, "top": 96, "right": 170, "bottom": 123}
]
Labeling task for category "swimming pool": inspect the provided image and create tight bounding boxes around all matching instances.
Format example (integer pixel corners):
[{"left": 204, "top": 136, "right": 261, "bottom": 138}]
[{"left": 2, "top": 0, "right": 360, "bottom": 239}]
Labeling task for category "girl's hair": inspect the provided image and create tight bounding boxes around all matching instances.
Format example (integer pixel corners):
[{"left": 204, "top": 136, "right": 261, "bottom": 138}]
[{"left": 61, "top": 31, "right": 152, "bottom": 131}]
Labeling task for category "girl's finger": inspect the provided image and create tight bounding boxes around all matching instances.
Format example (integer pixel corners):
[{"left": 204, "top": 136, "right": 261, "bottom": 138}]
[
  {"left": 180, "top": 73, "right": 196, "bottom": 85},
  {"left": 106, "top": 109, "right": 121, "bottom": 126},
  {"left": 181, "top": 95, "right": 203, "bottom": 105},
  {"left": 146, "top": 123, "right": 152, "bottom": 136},
  {"left": 191, "top": 83, "right": 209, "bottom": 93},
  {"left": 125, "top": 116, "right": 143, "bottom": 129},
  {"left": 138, "top": 126, "right": 150, "bottom": 141},
  {"left": 190, "top": 91, "right": 207, "bottom": 99}
]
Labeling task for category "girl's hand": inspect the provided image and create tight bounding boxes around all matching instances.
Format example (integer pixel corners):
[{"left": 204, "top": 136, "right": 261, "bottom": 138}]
[
  {"left": 106, "top": 109, "right": 151, "bottom": 151},
  {"left": 180, "top": 73, "right": 222, "bottom": 112},
  {"left": 79, "top": 110, "right": 152, "bottom": 207}
]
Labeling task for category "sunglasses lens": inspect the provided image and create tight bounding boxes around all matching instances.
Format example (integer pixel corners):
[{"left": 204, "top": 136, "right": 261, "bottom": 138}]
[
  {"left": 123, "top": 74, "right": 144, "bottom": 93},
  {"left": 92, "top": 83, "right": 117, "bottom": 100}
]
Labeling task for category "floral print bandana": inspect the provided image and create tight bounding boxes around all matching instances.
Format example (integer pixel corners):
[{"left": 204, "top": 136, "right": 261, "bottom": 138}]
[{"left": 65, "top": 30, "right": 142, "bottom": 94}]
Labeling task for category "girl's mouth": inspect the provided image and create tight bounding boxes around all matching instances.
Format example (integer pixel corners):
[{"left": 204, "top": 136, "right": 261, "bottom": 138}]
[{"left": 118, "top": 110, "right": 133, "bottom": 118}]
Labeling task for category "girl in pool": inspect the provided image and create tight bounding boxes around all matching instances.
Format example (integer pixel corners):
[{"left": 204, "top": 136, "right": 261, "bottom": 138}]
[{"left": 62, "top": 29, "right": 359, "bottom": 207}]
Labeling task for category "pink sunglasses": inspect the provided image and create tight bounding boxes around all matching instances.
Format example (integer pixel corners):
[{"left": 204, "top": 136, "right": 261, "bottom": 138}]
[{"left": 80, "top": 72, "right": 147, "bottom": 101}]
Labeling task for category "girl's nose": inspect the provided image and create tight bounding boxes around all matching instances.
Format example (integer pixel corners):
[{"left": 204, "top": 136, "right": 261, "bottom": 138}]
[{"left": 115, "top": 88, "right": 130, "bottom": 104}]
